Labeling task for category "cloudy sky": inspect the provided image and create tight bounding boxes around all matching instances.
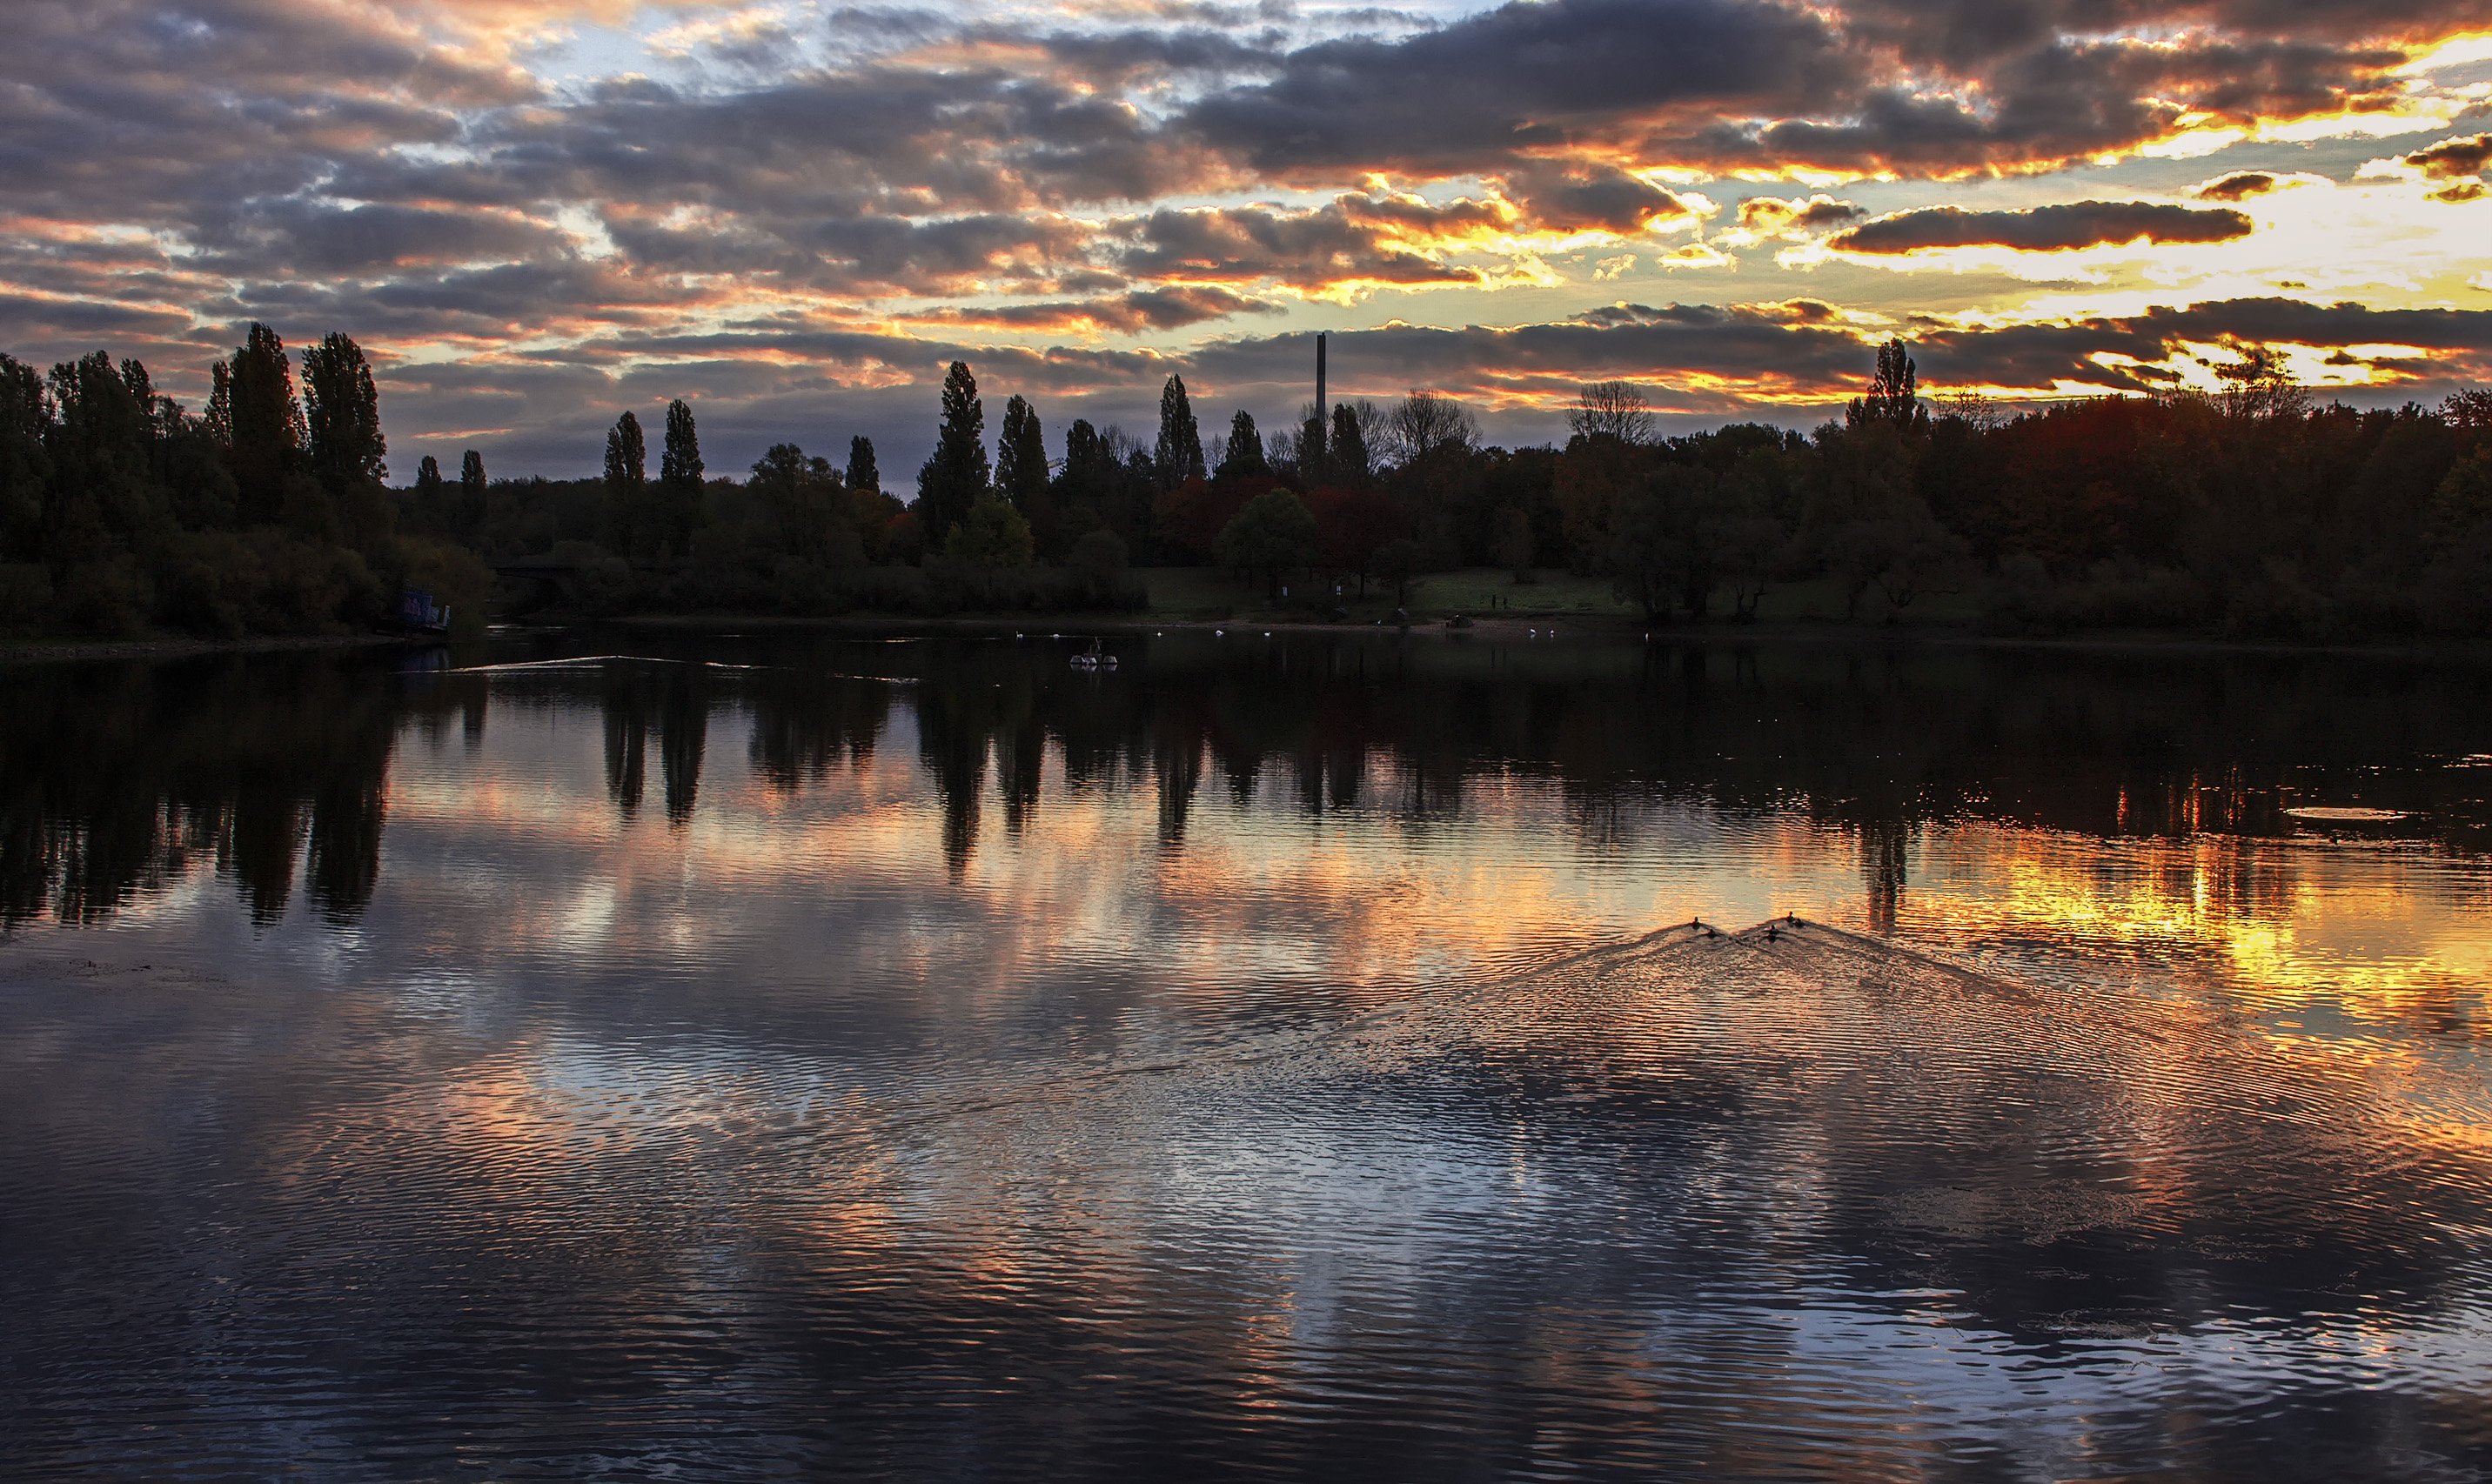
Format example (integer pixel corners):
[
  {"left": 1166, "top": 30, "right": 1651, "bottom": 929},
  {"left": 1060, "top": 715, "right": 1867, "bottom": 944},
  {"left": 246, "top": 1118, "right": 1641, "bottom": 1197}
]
[{"left": 4, "top": 0, "right": 2490, "bottom": 478}]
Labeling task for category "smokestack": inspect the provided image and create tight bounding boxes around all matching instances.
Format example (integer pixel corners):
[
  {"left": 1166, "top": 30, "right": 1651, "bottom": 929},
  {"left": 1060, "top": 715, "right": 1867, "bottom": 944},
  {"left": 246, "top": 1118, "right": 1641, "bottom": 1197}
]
[{"left": 1316, "top": 332, "right": 1327, "bottom": 428}]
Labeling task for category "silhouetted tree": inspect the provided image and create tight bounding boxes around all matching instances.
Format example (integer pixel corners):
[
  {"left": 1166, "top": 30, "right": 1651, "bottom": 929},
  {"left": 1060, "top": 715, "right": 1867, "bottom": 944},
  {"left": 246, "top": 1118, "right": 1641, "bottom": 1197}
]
[
  {"left": 748, "top": 443, "right": 859, "bottom": 564},
  {"left": 657, "top": 398, "right": 702, "bottom": 558},
  {"left": 1217, "top": 410, "right": 1268, "bottom": 482},
  {"left": 917, "top": 361, "right": 989, "bottom": 547},
  {"left": 302, "top": 332, "right": 385, "bottom": 494},
  {"left": 459, "top": 449, "right": 487, "bottom": 535},
  {"left": 847, "top": 435, "right": 879, "bottom": 493},
  {"left": 0, "top": 355, "right": 50, "bottom": 565},
  {"left": 997, "top": 395, "right": 1047, "bottom": 507},
  {"left": 204, "top": 362, "right": 232, "bottom": 447},
  {"left": 1156, "top": 375, "right": 1205, "bottom": 490},
  {"left": 1848, "top": 338, "right": 1930, "bottom": 435},
  {"left": 1571, "top": 380, "right": 1652, "bottom": 445},
  {"left": 1385, "top": 390, "right": 1479, "bottom": 466},
  {"left": 225, "top": 324, "right": 306, "bottom": 524},
  {"left": 605, "top": 410, "right": 647, "bottom": 557}
]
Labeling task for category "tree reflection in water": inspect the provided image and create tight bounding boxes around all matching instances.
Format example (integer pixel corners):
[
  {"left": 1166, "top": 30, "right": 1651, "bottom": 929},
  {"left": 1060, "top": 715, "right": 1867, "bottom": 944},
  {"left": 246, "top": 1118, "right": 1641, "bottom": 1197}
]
[{"left": 3, "top": 632, "right": 2487, "bottom": 952}]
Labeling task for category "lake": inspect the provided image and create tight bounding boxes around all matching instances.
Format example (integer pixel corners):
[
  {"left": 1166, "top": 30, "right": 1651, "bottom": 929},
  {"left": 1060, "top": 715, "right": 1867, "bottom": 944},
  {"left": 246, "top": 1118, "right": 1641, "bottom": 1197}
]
[{"left": 3, "top": 628, "right": 2489, "bottom": 1480}]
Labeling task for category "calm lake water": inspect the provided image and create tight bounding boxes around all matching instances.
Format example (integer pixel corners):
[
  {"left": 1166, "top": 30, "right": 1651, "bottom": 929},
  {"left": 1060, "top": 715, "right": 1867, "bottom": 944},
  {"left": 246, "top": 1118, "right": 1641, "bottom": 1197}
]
[{"left": 3, "top": 629, "right": 2490, "bottom": 1481}]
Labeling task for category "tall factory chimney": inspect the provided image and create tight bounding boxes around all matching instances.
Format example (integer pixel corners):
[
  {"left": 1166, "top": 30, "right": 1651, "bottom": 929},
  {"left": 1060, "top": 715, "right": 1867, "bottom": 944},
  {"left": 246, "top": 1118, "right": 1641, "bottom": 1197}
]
[{"left": 1316, "top": 332, "right": 1328, "bottom": 429}]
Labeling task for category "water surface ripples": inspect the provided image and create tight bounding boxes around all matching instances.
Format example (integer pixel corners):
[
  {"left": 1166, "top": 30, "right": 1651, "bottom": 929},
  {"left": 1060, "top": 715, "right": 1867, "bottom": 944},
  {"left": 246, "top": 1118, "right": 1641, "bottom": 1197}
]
[{"left": 3, "top": 632, "right": 2489, "bottom": 1479}]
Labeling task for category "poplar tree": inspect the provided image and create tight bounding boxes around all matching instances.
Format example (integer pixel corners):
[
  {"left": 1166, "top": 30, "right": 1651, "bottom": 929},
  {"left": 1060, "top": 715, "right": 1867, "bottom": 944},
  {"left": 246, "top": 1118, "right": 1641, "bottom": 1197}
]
[
  {"left": 0, "top": 354, "right": 46, "bottom": 562},
  {"left": 459, "top": 449, "right": 487, "bottom": 535},
  {"left": 415, "top": 455, "right": 443, "bottom": 497},
  {"left": 302, "top": 331, "right": 386, "bottom": 494},
  {"left": 996, "top": 395, "right": 1048, "bottom": 511},
  {"left": 204, "top": 362, "right": 233, "bottom": 447},
  {"left": 225, "top": 323, "right": 305, "bottom": 523},
  {"left": 606, "top": 409, "right": 648, "bottom": 556},
  {"left": 606, "top": 410, "right": 646, "bottom": 490},
  {"left": 658, "top": 398, "right": 703, "bottom": 558},
  {"left": 1155, "top": 374, "right": 1204, "bottom": 490},
  {"left": 847, "top": 436, "right": 879, "bottom": 494},
  {"left": 916, "top": 361, "right": 988, "bottom": 545},
  {"left": 660, "top": 399, "right": 702, "bottom": 488},
  {"left": 1846, "top": 339, "right": 1928, "bottom": 435}
]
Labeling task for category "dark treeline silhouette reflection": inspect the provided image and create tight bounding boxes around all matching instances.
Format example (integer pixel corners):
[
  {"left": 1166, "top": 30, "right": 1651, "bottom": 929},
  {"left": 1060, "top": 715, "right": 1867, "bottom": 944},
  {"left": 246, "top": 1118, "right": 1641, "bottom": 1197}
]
[
  {"left": 706, "top": 633, "right": 2490, "bottom": 875},
  {"left": 0, "top": 655, "right": 408, "bottom": 926},
  {"left": 3, "top": 634, "right": 2486, "bottom": 930}
]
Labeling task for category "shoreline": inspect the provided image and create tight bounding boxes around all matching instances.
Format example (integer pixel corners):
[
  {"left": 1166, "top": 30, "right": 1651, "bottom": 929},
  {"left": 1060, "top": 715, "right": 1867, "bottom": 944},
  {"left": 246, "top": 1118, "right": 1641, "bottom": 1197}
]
[
  {"left": 0, "top": 632, "right": 423, "bottom": 666},
  {"left": 3, "top": 613, "right": 2485, "bottom": 665},
  {"left": 608, "top": 611, "right": 2492, "bottom": 663}
]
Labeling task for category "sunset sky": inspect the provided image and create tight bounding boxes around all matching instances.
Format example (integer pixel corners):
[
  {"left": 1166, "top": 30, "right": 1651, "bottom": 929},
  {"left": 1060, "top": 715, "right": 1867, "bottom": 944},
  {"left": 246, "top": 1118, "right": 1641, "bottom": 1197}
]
[{"left": 5, "top": 0, "right": 2490, "bottom": 476}]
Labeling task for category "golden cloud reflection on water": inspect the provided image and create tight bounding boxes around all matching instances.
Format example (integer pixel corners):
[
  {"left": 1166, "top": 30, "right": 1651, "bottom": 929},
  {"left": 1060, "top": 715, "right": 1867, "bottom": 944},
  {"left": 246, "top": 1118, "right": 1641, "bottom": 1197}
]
[
  {"left": 364, "top": 685, "right": 2492, "bottom": 1053},
  {"left": 1907, "top": 825, "right": 2491, "bottom": 1025}
]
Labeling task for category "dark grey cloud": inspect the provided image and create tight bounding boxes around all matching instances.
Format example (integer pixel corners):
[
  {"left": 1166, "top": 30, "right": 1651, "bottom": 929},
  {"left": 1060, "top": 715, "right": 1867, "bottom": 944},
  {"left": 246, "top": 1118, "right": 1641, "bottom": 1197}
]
[
  {"left": 2401, "top": 132, "right": 2492, "bottom": 178},
  {"left": 1502, "top": 164, "right": 1697, "bottom": 234},
  {"left": 1180, "top": 0, "right": 1848, "bottom": 177},
  {"left": 1699, "top": 32, "right": 2414, "bottom": 177},
  {"left": 1831, "top": 201, "right": 2254, "bottom": 254},
  {"left": 1114, "top": 201, "right": 1487, "bottom": 288},
  {"left": 600, "top": 208, "right": 1105, "bottom": 297},
  {"left": 2196, "top": 171, "right": 2280, "bottom": 201},
  {"left": 191, "top": 202, "right": 560, "bottom": 276},
  {"left": 908, "top": 285, "right": 1283, "bottom": 334}
]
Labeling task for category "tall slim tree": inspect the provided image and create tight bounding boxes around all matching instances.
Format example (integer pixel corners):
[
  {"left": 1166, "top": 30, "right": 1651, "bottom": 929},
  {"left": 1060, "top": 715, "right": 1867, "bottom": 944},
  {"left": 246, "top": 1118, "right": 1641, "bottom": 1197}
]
[
  {"left": 847, "top": 435, "right": 879, "bottom": 494},
  {"left": 415, "top": 455, "right": 443, "bottom": 497},
  {"left": 660, "top": 399, "right": 702, "bottom": 488},
  {"left": 225, "top": 323, "right": 306, "bottom": 523},
  {"left": 1217, "top": 410, "right": 1268, "bottom": 482},
  {"left": 996, "top": 395, "right": 1048, "bottom": 511},
  {"left": 606, "top": 410, "right": 647, "bottom": 490},
  {"left": 301, "top": 332, "right": 386, "bottom": 494},
  {"left": 459, "top": 448, "right": 487, "bottom": 536},
  {"left": 606, "top": 409, "right": 648, "bottom": 557},
  {"left": 1156, "top": 375, "right": 1205, "bottom": 490},
  {"left": 658, "top": 398, "right": 703, "bottom": 558},
  {"left": 916, "top": 360, "right": 989, "bottom": 545},
  {"left": 204, "top": 362, "right": 233, "bottom": 448},
  {"left": 0, "top": 354, "right": 48, "bottom": 563}
]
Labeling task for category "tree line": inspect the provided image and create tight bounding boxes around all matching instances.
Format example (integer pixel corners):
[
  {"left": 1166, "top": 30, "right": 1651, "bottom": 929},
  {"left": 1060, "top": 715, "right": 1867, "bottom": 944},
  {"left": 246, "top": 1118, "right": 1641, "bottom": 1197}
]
[{"left": 4, "top": 329, "right": 2489, "bottom": 638}]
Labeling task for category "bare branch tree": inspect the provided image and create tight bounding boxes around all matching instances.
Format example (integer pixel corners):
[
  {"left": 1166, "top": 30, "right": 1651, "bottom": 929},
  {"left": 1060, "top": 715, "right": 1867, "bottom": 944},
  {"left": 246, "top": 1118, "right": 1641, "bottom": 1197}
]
[
  {"left": 1570, "top": 380, "right": 1652, "bottom": 445},
  {"left": 1384, "top": 388, "right": 1481, "bottom": 466}
]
